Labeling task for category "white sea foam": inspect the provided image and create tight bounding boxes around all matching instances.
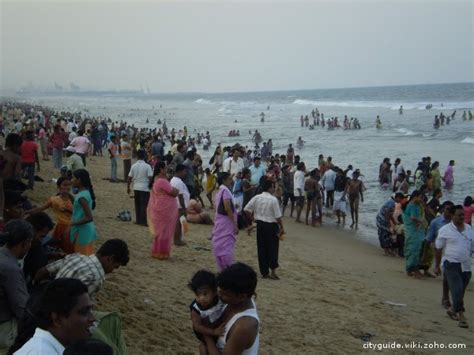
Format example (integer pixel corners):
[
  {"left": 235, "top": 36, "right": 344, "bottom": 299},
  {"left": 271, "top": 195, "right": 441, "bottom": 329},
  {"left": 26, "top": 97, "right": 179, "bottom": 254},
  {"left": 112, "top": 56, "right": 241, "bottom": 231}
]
[
  {"left": 218, "top": 107, "right": 233, "bottom": 114},
  {"left": 195, "top": 98, "right": 212, "bottom": 104},
  {"left": 461, "top": 137, "right": 474, "bottom": 144},
  {"left": 395, "top": 128, "right": 417, "bottom": 136},
  {"left": 292, "top": 99, "right": 474, "bottom": 110}
]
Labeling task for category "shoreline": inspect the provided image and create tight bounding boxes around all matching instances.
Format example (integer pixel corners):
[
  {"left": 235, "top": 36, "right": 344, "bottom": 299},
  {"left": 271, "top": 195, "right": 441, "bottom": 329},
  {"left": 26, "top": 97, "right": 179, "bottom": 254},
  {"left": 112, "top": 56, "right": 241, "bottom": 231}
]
[{"left": 24, "top": 153, "right": 473, "bottom": 353}]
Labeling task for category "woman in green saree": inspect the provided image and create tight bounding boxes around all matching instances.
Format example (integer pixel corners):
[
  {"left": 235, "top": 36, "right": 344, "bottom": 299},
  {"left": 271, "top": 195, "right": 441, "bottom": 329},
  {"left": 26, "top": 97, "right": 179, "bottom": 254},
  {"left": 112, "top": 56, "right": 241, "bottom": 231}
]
[{"left": 402, "top": 190, "right": 427, "bottom": 279}]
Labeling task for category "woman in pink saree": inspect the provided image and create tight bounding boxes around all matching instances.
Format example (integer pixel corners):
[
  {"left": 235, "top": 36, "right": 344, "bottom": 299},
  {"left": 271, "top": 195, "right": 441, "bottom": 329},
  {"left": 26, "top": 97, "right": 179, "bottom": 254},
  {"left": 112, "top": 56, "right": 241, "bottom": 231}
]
[
  {"left": 212, "top": 172, "right": 238, "bottom": 271},
  {"left": 442, "top": 160, "right": 455, "bottom": 189},
  {"left": 147, "top": 162, "right": 179, "bottom": 259}
]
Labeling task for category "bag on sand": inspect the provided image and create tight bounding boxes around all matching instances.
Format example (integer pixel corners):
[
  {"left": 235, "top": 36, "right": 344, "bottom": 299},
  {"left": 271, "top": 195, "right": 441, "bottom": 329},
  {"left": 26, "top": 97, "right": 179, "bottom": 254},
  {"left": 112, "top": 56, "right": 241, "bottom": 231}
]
[
  {"left": 180, "top": 215, "right": 189, "bottom": 236},
  {"left": 117, "top": 210, "right": 132, "bottom": 222}
]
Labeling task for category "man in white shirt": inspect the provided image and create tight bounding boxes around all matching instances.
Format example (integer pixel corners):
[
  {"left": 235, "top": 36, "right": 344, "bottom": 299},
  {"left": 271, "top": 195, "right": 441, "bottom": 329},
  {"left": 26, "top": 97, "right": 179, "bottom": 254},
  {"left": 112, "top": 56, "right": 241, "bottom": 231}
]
[
  {"left": 127, "top": 150, "right": 153, "bottom": 226},
  {"left": 170, "top": 164, "right": 189, "bottom": 246},
  {"left": 70, "top": 130, "right": 90, "bottom": 166},
  {"left": 392, "top": 158, "right": 405, "bottom": 190},
  {"left": 14, "top": 278, "right": 95, "bottom": 355},
  {"left": 293, "top": 162, "right": 306, "bottom": 223},
  {"left": 435, "top": 205, "right": 474, "bottom": 329},
  {"left": 223, "top": 148, "right": 244, "bottom": 178},
  {"left": 322, "top": 166, "right": 337, "bottom": 208},
  {"left": 244, "top": 179, "right": 285, "bottom": 280}
]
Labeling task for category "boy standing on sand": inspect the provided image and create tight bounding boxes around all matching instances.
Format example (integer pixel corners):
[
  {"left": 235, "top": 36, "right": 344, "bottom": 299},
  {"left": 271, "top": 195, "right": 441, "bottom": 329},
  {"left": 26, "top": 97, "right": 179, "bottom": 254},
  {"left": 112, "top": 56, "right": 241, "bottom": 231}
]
[
  {"left": 293, "top": 162, "right": 306, "bottom": 223},
  {"left": 348, "top": 170, "right": 364, "bottom": 229}
]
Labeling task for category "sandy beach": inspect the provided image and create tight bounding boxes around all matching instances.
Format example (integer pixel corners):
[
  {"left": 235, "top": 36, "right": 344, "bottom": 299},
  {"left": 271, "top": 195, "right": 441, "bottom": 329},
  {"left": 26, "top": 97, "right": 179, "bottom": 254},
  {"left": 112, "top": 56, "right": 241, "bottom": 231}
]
[{"left": 26, "top": 155, "right": 473, "bottom": 354}]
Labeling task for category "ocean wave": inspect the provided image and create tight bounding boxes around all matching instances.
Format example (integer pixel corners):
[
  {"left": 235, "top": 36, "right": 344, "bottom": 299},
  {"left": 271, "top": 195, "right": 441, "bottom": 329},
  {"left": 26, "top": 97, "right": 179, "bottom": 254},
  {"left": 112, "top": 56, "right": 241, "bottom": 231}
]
[
  {"left": 218, "top": 100, "right": 258, "bottom": 107},
  {"left": 195, "top": 98, "right": 212, "bottom": 104},
  {"left": 292, "top": 99, "right": 474, "bottom": 110},
  {"left": 395, "top": 128, "right": 417, "bottom": 136},
  {"left": 461, "top": 137, "right": 474, "bottom": 144},
  {"left": 218, "top": 107, "right": 233, "bottom": 114}
]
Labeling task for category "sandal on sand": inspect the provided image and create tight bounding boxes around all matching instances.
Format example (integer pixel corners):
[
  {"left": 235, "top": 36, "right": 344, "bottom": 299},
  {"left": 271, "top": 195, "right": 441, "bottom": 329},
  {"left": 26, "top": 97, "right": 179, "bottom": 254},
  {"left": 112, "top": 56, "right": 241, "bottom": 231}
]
[
  {"left": 447, "top": 310, "right": 458, "bottom": 321},
  {"left": 441, "top": 299, "right": 451, "bottom": 309},
  {"left": 458, "top": 320, "right": 469, "bottom": 328},
  {"left": 269, "top": 274, "right": 280, "bottom": 280}
]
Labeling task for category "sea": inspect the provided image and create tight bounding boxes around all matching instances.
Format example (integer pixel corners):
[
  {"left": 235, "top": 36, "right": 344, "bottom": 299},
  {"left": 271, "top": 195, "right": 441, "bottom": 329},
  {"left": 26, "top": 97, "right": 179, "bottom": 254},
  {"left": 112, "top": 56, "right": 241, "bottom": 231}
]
[{"left": 14, "top": 82, "right": 474, "bottom": 246}]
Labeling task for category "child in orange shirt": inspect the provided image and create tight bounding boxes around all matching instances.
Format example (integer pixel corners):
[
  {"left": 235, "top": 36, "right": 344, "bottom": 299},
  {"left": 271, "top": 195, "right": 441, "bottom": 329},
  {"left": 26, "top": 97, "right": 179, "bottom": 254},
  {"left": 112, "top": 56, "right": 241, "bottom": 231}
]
[{"left": 27, "top": 177, "right": 75, "bottom": 253}]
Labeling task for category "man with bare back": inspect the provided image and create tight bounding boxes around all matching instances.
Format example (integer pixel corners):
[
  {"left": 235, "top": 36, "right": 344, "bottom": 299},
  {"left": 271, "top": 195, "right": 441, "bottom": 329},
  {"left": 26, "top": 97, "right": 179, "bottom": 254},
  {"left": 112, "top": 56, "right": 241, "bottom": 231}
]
[{"left": 348, "top": 170, "right": 364, "bottom": 229}]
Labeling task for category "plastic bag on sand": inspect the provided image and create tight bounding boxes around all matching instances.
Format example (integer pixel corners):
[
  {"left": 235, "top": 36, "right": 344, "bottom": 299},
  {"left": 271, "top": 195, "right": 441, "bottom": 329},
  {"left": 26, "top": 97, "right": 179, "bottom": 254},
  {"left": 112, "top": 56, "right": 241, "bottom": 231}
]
[{"left": 180, "top": 215, "right": 189, "bottom": 236}]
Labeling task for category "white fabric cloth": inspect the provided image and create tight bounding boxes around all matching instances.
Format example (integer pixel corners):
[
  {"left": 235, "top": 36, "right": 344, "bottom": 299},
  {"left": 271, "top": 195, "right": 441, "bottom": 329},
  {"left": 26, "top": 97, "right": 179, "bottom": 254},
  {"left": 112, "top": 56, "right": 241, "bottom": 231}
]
[
  {"left": 14, "top": 328, "right": 65, "bottom": 354},
  {"left": 191, "top": 299, "right": 227, "bottom": 324},
  {"left": 68, "top": 131, "right": 77, "bottom": 142},
  {"left": 223, "top": 157, "right": 244, "bottom": 176},
  {"left": 392, "top": 163, "right": 405, "bottom": 180},
  {"left": 322, "top": 169, "right": 337, "bottom": 191},
  {"left": 244, "top": 192, "right": 282, "bottom": 223},
  {"left": 69, "top": 136, "right": 90, "bottom": 154},
  {"left": 436, "top": 223, "right": 474, "bottom": 272},
  {"left": 170, "top": 176, "right": 190, "bottom": 208},
  {"left": 128, "top": 160, "right": 153, "bottom": 192},
  {"left": 293, "top": 170, "right": 305, "bottom": 197},
  {"left": 217, "top": 300, "right": 259, "bottom": 355},
  {"left": 333, "top": 191, "right": 347, "bottom": 213}
]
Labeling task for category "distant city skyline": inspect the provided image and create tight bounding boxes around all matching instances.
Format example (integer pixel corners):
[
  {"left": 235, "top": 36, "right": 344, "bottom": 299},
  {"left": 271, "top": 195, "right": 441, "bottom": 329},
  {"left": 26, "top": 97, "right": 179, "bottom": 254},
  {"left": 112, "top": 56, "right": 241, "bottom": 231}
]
[
  {"left": 9, "top": 80, "right": 474, "bottom": 95},
  {"left": 1, "top": 1, "right": 472, "bottom": 93}
]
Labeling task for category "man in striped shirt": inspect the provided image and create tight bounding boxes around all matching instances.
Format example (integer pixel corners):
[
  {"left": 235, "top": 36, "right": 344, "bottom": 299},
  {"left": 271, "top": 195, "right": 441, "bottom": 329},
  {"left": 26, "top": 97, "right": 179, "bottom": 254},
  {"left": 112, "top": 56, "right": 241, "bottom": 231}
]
[{"left": 34, "top": 239, "right": 129, "bottom": 300}]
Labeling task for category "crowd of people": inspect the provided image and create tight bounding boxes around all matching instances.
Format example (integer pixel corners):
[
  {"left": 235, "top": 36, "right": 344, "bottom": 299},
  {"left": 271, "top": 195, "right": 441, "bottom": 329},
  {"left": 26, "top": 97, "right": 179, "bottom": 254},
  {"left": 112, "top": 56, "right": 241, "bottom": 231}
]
[
  {"left": 298, "top": 109, "right": 362, "bottom": 131},
  {"left": 375, "top": 155, "right": 473, "bottom": 329},
  {"left": 1, "top": 100, "right": 473, "bottom": 354}
]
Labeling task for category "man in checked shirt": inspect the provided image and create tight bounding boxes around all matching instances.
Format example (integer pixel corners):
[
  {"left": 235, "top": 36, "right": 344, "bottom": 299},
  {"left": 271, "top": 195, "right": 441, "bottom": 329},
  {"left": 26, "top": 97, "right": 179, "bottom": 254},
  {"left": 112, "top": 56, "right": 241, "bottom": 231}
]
[{"left": 34, "top": 239, "right": 129, "bottom": 300}]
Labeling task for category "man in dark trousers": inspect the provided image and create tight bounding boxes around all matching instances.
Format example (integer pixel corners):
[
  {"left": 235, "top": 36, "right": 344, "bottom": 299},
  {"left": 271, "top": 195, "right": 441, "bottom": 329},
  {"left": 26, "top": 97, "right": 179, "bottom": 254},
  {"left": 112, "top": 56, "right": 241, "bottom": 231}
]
[{"left": 244, "top": 179, "right": 285, "bottom": 280}]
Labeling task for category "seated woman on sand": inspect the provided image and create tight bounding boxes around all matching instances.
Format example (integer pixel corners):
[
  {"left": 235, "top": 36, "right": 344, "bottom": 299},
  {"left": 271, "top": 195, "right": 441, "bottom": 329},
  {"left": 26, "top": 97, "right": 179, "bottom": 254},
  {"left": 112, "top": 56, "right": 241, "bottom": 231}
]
[{"left": 186, "top": 195, "right": 213, "bottom": 225}]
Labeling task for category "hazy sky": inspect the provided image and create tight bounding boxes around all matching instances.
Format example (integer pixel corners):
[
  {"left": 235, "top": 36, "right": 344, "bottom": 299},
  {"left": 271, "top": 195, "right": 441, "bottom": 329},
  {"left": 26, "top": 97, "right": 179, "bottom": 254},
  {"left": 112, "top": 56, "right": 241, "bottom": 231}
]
[{"left": 1, "top": 0, "right": 472, "bottom": 93}]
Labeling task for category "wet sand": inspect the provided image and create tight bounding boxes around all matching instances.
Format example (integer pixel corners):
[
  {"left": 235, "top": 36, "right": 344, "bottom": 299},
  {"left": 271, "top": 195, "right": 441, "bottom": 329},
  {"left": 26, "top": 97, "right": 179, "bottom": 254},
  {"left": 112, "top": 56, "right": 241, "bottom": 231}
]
[{"left": 26, "top": 155, "right": 473, "bottom": 354}]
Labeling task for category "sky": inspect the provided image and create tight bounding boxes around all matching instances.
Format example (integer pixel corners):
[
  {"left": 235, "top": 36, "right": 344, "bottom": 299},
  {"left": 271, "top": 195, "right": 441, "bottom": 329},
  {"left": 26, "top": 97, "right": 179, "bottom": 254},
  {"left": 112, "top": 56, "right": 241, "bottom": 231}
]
[{"left": 0, "top": 0, "right": 472, "bottom": 93}]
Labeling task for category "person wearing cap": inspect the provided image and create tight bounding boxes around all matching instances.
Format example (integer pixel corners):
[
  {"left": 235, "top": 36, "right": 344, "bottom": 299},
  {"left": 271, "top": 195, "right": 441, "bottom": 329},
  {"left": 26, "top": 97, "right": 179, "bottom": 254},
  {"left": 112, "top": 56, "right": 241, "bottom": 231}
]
[
  {"left": 65, "top": 146, "right": 84, "bottom": 174},
  {"left": 376, "top": 192, "right": 404, "bottom": 256}
]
